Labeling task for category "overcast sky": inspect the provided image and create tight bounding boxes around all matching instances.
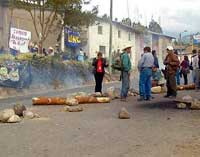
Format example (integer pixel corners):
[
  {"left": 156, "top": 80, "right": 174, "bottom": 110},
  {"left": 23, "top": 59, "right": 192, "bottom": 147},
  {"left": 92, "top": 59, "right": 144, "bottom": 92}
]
[{"left": 84, "top": 0, "right": 200, "bottom": 36}]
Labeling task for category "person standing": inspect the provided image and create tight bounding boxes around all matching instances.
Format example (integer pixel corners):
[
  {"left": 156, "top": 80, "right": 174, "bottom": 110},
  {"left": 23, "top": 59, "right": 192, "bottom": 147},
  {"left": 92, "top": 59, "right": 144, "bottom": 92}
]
[
  {"left": 180, "top": 55, "right": 190, "bottom": 85},
  {"left": 190, "top": 49, "right": 197, "bottom": 83},
  {"left": 192, "top": 50, "right": 200, "bottom": 91},
  {"left": 138, "top": 47, "right": 154, "bottom": 101},
  {"left": 164, "top": 46, "right": 180, "bottom": 98},
  {"left": 120, "top": 46, "right": 132, "bottom": 101},
  {"left": 92, "top": 52, "right": 108, "bottom": 93},
  {"left": 174, "top": 50, "right": 180, "bottom": 85},
  {"left": 152, "top": 50, "right": 159, "bottom": 68}
]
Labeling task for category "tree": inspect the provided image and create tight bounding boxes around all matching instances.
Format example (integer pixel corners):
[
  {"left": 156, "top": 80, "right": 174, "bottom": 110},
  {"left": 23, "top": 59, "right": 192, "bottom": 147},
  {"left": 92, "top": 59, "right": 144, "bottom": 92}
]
[
  {"left": 56, "top": 0, "right": 97, "bottom": 42},
  {"left": 148, "top": 19, "right": 163, "bottom": 34},
  {"left": 9, "top": 0, "right": 97, "bottom": 52}
]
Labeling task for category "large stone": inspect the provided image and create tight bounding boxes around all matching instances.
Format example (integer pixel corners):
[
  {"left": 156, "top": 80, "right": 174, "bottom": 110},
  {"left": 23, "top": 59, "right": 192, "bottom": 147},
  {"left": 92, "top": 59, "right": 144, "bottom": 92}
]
[
  {"left": 106, "top": 87, "right": 121, "bottom": 99},
  {"left": 34, "top": 113, "right": 41, "bottom": 118},
  {"left": 151, "top": 86, "right": 162, "bottom": 94},
  {"left": 64, "top": 106, "right": 83, "bottom": 112},
  {"left": 182, "top": 95, "right": 193, "bottom": 102},
  {"left": 7, "top": 115, "right": 21, "bottom": 123},
  {"left": 177, "top": 103, "right": 187, "bottom": 109},
  {"left": 65, "top": 98, "right": 79, "bottom": 106},
  {"left": 13, "top": 104, "right": 26, "bottom": 116},
  {"left": 0, "top": 109, "right": 15, "bottom": 122},
  {"left": 23, "top": 111, "right": 34, "bottom": 119},
  {"left": 119, "top": 107, "right": 130, "bottom": 119},
  {"left": 191, "top": 99, "right": 200, "bottom": 110},
  {"left": 91, "top": 92, "right": 102, "bottom": 97}
]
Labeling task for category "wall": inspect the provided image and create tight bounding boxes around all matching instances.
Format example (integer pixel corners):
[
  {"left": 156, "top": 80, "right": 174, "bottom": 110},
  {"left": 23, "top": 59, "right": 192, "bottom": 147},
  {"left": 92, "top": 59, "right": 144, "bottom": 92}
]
[
  {"left": 0, "top": 7, "right": 60, "bottom": 50},
  {"left": 87, "top": 21, "right": 136, "bottom": 67}
]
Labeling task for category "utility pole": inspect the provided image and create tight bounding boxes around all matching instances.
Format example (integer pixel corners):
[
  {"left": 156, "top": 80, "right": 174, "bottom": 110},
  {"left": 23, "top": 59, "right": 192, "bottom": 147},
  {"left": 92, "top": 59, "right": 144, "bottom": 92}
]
[{"left": 109, "top": 0, "right": 113, "bottom": 74}]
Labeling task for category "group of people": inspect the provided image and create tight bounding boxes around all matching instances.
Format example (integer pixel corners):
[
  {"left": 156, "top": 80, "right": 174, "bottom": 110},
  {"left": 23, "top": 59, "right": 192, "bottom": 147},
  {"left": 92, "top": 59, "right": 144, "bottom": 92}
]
[
  {"left": 28, "top": 43, "right": 61, "bottom": 56},
  {"left": 174, "top": 49, "right": 200, "bottom": 89},
  {"left": 92, "top": 44, "right": 200, "bottom": 102}
]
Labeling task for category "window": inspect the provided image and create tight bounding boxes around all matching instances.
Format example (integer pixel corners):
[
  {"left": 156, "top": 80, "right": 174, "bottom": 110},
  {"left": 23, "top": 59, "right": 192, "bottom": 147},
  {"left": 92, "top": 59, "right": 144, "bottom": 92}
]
[
  {"left": 118, "top": 30, "right": 121, "bottom": 38},
  {"left": 98, "top": 26, "right": 103, "bottom": 34},
  {"left": 128, "top": 33, "right": 131, "bottom": 41},
  {"left": 99, "top": 46, "right": 106, "bottom": 54}
]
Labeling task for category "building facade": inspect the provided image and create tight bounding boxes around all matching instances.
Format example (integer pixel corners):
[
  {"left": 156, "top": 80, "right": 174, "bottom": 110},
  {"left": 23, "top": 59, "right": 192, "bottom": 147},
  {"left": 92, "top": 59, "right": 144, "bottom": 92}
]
[{"left": 82, "top": 18, "right": 174, "bottom": 68}]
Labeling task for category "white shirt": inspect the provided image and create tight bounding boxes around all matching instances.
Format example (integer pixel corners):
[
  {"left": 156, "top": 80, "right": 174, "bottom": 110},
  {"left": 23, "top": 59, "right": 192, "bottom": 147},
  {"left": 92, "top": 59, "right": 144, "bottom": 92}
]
[{"left": 192, "top": 55, "right": 199, "bottom": 69}]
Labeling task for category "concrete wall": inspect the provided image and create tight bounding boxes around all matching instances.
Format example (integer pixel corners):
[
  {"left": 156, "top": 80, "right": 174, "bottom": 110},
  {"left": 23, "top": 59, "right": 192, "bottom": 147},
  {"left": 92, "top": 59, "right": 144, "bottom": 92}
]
[{"left": 0, "top": 6, "right": 60, "bottom": 51}]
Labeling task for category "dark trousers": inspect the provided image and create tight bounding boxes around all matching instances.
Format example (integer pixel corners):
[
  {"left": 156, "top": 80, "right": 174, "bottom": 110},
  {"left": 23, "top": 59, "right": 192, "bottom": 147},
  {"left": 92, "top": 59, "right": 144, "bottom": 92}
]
[
  {"left": 94, "top": 72, "right": 104, "bottom": 93},
  {"left": 166, "top": 74, "right": 177, "bottom": 96},
  {"left": 121, "top": 71, "right": 130, "bottom": 98},
  {"left": 183, "top": 73, "right": 188, "bottom": 85}
]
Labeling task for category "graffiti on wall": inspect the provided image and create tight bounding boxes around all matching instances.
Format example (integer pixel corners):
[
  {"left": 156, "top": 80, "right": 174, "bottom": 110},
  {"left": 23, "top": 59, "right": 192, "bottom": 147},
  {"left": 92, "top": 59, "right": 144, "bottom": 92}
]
[{"left": 0, "top": 61, "right": 31, "bottom": 88}]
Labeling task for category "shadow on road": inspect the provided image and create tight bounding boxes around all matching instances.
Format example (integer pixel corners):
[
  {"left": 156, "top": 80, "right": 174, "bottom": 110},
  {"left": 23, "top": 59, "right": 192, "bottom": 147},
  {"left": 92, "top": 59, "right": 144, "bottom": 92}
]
[{"left": 137, "top": 100, "right": 178, "bottom": 110}]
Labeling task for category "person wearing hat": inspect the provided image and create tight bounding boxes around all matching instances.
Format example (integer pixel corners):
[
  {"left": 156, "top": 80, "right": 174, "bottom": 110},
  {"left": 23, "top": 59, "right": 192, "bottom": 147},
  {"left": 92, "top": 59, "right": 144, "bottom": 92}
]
[
  {"left": 163, "top": 46, "right": 180, "bottom": 98},
  {"left": 120, "top": 45, "right": 132, "bottom": 101},
  {"left": 138, "top": 46, "right": 154, "bottom": 101},
  {"left": 48, "top": 47, "right": 54, "bottom": 56}
]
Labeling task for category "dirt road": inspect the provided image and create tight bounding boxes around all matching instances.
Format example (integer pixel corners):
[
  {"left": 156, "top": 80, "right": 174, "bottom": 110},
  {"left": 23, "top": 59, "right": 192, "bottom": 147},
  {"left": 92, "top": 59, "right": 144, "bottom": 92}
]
[{"left": 0, "top": 89, "right": 200, "bottom": 157}]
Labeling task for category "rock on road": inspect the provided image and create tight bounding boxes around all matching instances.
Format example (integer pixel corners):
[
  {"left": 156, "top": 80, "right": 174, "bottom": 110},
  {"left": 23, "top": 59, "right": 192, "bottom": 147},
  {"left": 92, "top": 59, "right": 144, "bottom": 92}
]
[{"left": 0, "top": 83, "right": 200, "bottom": 157}]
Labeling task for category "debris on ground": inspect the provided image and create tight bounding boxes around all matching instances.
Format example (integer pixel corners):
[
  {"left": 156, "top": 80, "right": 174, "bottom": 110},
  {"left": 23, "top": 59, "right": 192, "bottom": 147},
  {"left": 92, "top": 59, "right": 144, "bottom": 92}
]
[
  {"left": 182, "top": 95, "right": 193, "bottom": 102},
  {"left": 34, "top": 113, "right": 41, "bottom": 118},
  {"left": 32, "top": 97, "right": 66, "bottom": 105},
  {"left": 190, "top": 99, "right": 200, "bottom": 110},
  {"left": 151, "top": 86, "right": 162, "bottom": 94},
  {"left": 13, "top": 103, "right": 26, "bottom": 116},
  {"left": 23, "top": 110, "right": 34, "bottom": 119},
  {"left": 177, "top": 103, "right": 187, "bottom": 109},
  {"left": 175, "top": 95, "right": 200, "bottom": 110},
  {"left": 129, "top": 88, "right": 139, "bottom": 96},
  {"left": 0, "top": 109, "right": 15, "bottom": 122},
  {"left": 119, "top": 107, "right": 130, "bottom": 119},
  {"left": 75, "top": 96, "right": 110, "bottom": 104},
  {"left": 177, "top": 84, "right": 195, "bottom": 90},
  {"left": 105, "top": 87, "right": 121, "bottom": 99},
  {"left": 64, "top": 106, "right": 83, "bottom": 112},
  {"left": 151, "top": 86, "right": 166, "bottom": 94},
  {"left": 65, "top": 98, "right": 79, "bottom": 106},
  {"left": 7, "top": 115, "right": 21, "bottom": 123},
  {"left": 0, "top": 103, "right": 44, "bottom": 124}
]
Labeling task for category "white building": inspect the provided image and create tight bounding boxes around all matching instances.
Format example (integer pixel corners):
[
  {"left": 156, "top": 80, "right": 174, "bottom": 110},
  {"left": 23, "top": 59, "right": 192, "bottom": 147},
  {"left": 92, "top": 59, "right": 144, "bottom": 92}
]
[{"left": 82, "top": 18, "right": 175, "bottom": 68}]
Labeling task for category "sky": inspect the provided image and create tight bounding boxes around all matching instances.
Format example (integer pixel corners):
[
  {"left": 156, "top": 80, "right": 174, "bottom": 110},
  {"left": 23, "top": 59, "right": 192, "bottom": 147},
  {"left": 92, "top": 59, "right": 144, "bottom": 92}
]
[{"left": 83, "top": 0, "right": 200, "bottom": 37}]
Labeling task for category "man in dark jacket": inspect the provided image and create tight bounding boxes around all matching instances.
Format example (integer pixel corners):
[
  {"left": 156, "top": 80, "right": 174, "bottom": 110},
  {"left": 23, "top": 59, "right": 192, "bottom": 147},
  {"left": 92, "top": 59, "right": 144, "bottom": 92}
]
[{"left": 92, "top": 52, "right": 108, "bottom": 93}]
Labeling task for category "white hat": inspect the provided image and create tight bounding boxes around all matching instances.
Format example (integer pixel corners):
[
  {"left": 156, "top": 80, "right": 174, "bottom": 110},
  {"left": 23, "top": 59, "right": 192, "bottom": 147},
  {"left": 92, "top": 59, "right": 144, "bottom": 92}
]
[
  {"left": 48, "top": 47, "right": 54, "bottom": 50},
  {"left": 166, "top": 46, "right": 173, "bottom": 51},
  {"left": 122, "top": 45, "right": 133, "bottom": 51}
]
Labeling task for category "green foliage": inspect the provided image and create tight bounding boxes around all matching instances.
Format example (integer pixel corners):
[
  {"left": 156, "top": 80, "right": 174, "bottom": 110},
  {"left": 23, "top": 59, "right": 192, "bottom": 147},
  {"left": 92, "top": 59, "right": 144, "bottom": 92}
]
[{"left": 148, "top": 19, "right": 163, "bottom": 34}]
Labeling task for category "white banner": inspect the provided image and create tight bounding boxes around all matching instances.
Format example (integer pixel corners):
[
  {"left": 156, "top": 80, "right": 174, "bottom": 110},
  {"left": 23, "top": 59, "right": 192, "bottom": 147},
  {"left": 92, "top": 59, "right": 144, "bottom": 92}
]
[{"left": 9, "top": 27, "right": 31, "bottom": 53}]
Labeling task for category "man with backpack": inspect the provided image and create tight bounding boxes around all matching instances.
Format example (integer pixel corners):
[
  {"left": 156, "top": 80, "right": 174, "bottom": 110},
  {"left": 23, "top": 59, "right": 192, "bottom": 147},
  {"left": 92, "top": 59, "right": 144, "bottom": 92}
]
[{"left": 164, "top": 46, "right": 180, "bottom": 98}]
